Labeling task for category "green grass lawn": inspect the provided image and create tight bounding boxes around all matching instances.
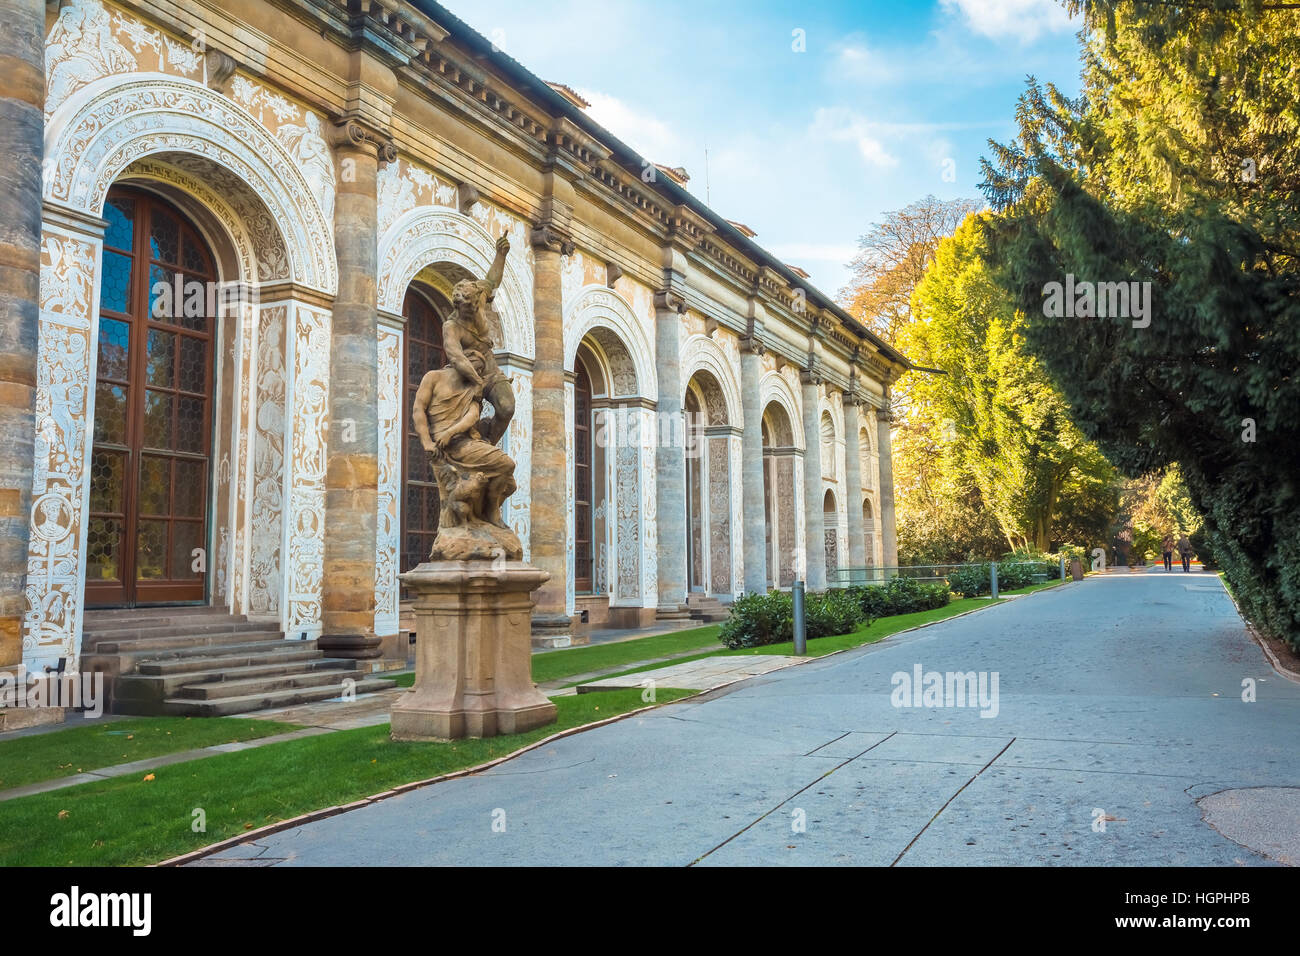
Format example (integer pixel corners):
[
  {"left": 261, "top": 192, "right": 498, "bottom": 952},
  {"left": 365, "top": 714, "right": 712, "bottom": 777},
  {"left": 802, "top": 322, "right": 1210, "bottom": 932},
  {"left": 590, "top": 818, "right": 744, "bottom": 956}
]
[
  {"left": 571, "top": 596, "right": 1005, "bottom": 685},
  {"left": 0, "top": 687, "right": 692, "bottom": 867},
  {"left": 387, "top": 624, "right": 724, "bottom": 689},
  {"left": 0, "top": 717, "right": 300, "bottom": 791}
]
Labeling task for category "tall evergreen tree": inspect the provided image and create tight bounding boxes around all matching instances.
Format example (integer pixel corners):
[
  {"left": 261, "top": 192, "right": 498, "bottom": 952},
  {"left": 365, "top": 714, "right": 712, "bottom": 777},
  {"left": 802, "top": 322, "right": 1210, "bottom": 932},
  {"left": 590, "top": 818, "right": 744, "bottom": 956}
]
[{"left": 980, "top": 0, "right": 1300, "bottom": 646}]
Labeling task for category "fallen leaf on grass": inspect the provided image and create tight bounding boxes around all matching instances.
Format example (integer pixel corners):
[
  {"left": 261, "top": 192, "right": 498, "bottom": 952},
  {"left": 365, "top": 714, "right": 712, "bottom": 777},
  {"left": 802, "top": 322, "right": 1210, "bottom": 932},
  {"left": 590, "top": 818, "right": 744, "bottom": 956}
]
[
  {"left": 142, "top": 773, "right": 155, "bottom": 782},
  {"left": 57, "top": 810, "right": 70, "bottom": 820}
]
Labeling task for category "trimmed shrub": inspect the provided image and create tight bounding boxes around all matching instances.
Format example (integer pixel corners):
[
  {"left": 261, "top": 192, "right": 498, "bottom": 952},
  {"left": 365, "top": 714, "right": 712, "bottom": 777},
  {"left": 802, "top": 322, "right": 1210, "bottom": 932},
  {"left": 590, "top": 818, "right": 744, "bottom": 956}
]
[
  {"left": 805, "top": 588, "right": 868, "bottom": 639},
  {"left": 718, "top": 591, "right": 792, "bottom": 649},
  {"left": 947, "top": 563, "right": 990, "bottom": 597},
  {"left": 851, "top": 577, "right": 952, "bottom": 614},
  {"left": 719, "top": 579, "right": 951, "bottom": 650}
]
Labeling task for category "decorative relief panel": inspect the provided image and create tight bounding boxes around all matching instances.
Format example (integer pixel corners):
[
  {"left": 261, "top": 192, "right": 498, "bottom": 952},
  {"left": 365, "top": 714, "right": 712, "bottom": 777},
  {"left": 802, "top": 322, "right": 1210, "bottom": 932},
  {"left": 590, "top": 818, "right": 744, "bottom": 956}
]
[
  {"left": 708, "top": 436, "right": 731, "bottom": 595},
  {"left": 563, "top": 286, "right": 656, "bottom": 402},
  {"left": 374, "top": 326, "right": 402, "bottom": 635},
  {"left": 612, "top": 408, "right": 641, "bottom": 603},
  {"left": 46, "top": 0, "right": 197, "bottom": 118},
  {"left": 729, "top": 434, "right": 745, "bottom": 598},
  {"left": 500, "top": 366, "right": 532, "bottom": 561},
  {"left": 377, "top": 207, "right": 533, "bottom": 358},
  {"left": 248, "top": 305, "right": 287, "bottom": 616},
  {"left": 45, "top": 78, "right": 336, "bottom": 294},
  {"left": 638, "top": 407, "right": 658, "bottom": 605},
  {"left": 230, "top": 301, "right": 254, "bottom": 615},
  {"left": 283, "top": 304, "right": 330, "bottom": 638},
  {"left": 24, "top": 231, "right": 100, "bottom": 669},
  {"left": 376, "top": 158, "right": 456, "bottom": 242},
  {"left": 564, "top": 380, "right": 575, "bottom": 616}
]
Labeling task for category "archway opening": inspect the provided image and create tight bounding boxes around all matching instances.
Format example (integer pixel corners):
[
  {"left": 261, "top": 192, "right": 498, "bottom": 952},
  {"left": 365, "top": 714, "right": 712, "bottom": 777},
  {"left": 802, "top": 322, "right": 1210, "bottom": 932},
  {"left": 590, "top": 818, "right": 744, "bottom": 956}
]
[
  {"left": 824, "top": 488, "right": 838, "bottom": 576},
  {"left": 684, "top": 369, "right": 733, "bottom": 596},
  {"left": 401, "top": 282, "right": 450, "bottom": 575},
  {"left": 761, "top": 400, "right": 797, "bottom": 588}
]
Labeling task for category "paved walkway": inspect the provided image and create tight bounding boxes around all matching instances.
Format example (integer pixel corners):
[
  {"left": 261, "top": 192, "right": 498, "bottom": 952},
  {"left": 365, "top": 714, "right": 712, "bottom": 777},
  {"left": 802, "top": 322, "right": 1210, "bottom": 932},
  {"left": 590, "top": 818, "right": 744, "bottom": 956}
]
[{"left": 192, "top": 569, "right": 1300, "bottom": 866}]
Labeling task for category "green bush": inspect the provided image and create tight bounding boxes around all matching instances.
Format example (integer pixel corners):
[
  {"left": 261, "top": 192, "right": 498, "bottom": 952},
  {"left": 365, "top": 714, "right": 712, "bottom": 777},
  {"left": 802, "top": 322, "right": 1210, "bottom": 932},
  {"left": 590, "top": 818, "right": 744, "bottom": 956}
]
[
  {"left": 805, "top": 589, "right": 867, "bottom": 639},
  {"left": 719, "top": 579, "right": 952, "bottom": 650},
  {"left": 851, "top": 577, "right": 952, "bottom": 614},
  {"left": 718, "top": 591, "right": 793, "bottom": 649},
  {"left": 947, "top": 563, "right": 990, "bottom": 597}
]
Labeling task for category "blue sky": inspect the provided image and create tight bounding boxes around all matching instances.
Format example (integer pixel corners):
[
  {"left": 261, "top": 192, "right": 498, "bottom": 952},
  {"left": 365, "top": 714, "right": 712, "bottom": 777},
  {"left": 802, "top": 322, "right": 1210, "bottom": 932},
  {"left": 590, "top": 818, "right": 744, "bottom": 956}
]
[{"left": 447, "top": 0, "right": 1085, "bottom": 301}]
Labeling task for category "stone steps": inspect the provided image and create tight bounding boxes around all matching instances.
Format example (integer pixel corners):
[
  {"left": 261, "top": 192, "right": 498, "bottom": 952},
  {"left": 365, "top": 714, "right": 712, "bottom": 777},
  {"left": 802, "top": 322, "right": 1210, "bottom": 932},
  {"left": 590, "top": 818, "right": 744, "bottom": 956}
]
[
  {"left": 685, "top": 593, "right": 730, "bottom": 623},
  {"left": 160, "top": 678, "right": 397, "bottom": 718},
  {"left": 82, "top": 607, "right": 396, "bottom": 717},
  {"left": 120, "top": 655, "right": 352, "bottom": 698}
]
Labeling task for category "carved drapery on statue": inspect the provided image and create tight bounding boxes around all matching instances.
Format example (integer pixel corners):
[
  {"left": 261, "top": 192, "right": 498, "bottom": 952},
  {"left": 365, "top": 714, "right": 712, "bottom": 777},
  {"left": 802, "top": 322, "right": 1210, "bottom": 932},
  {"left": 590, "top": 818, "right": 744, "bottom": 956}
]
[{"left": 410, "top": 234, "right": 522, "bottom": 561}]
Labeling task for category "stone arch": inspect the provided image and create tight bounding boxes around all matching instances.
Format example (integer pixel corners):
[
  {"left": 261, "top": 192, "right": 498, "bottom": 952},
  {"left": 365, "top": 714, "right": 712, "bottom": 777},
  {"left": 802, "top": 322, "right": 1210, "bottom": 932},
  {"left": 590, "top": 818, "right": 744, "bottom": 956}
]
[
  {"left": 684, "top": 367, "right": 741, "bottom": 598},
  {"left": 819, "top": 409, "right": 837, "bottom": 478},
  {"left": 44, "top": 74, "right": 336, "bottom": 294},
  {"left": 759, "top": 371, "right": 804, "bottom": 449},
  {"left": 567, "top": 316, "right": 656, "bottom": 614},
  {"left": 681, "top": 334, "right": 742, "bottom": 428},
  {"left": 380, "top": 207, "right": 533, "bottom": 359},
  {"left": 761, "top": 399, "right": 796, "bottom": 448},
  {"left": 564, "top": 286, "right": 655, "bottom": 401}
]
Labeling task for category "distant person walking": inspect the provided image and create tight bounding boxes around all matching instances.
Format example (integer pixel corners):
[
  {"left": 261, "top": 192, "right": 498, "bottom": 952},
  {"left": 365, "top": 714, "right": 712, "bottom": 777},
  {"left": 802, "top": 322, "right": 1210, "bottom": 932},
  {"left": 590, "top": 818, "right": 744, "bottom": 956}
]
[
  {"left": 1161, "top": 534, "right": 1174, "bottom": 572},
  {"left": 1177, "top": 534, "right": 1194, "bottom": 573}
]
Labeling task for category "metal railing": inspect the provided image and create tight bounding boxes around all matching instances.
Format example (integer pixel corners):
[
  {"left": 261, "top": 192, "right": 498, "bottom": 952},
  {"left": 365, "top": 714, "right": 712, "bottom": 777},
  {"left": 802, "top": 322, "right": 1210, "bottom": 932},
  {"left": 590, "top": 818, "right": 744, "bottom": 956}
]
[{"left": 828, "top": 559, "right": 1064, "bottom": 590}]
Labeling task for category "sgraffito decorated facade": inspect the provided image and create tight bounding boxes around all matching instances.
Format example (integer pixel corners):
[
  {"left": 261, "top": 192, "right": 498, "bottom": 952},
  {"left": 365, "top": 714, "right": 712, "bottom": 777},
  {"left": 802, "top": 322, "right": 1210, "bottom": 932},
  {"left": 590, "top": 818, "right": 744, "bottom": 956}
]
[{"left": 4, "top": 0, "right": 906, "bottom": 674}]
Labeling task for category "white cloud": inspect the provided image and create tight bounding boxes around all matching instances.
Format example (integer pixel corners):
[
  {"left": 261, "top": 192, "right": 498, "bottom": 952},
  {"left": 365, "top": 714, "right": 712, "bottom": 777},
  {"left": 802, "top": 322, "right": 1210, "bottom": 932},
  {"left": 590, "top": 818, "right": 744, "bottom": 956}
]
[
  {"left": 940, "top": 0, "right": 1074, "bottom": 43},
  {"left": 809, "top": 108, "right": 899, "bottom": 169},
  {"left": 832, "top": 37, "right": 898, "bottom": 84},
  {"left": 576, "top": 88, "right": 684, "bottom": 167}
]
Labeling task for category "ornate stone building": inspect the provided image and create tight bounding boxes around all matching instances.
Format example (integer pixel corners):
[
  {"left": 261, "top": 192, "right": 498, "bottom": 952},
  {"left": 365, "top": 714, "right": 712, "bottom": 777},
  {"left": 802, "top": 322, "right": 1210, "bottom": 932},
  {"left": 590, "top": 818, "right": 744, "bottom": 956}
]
[{"left": 2, "top": 0, "right": 906, "bottom": 679}]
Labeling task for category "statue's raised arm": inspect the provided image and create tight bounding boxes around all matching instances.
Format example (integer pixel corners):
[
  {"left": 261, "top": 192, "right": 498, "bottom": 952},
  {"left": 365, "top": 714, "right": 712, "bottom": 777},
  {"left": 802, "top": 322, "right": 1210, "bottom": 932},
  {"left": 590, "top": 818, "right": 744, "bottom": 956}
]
[{"left": 484, "top": 234, "right": 509, "bottom": 294}]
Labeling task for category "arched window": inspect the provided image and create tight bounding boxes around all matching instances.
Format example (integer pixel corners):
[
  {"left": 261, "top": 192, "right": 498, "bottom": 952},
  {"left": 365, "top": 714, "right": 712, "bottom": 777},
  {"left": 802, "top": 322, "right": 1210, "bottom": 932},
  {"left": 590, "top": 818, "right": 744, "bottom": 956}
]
[
  {"left": 87, "top": 186, "right": 217, "bottom": 607},
  {"left": 401, "top": 287, "right": 447, "bottom": 573}
]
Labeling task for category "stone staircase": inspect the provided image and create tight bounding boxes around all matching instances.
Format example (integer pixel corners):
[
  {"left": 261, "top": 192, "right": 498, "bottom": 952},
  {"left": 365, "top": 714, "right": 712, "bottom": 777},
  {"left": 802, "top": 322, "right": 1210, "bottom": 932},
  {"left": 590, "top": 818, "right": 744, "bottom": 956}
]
[
  {"left": 81, "top": 607, "right": 395, "bottom": 717},
  {"left": 685, "top": 593, "right": 730, "bottom": 623}
]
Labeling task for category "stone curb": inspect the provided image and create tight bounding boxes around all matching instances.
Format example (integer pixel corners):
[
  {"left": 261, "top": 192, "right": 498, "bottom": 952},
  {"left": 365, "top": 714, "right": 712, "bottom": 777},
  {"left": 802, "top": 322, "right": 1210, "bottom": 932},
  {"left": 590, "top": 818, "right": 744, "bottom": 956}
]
[
  {"left": 1217, "top": 575, "right": 1300, "bottom": 686},
  {"left": 160, "top": 581, "right": 1070, "bottom": 867}
]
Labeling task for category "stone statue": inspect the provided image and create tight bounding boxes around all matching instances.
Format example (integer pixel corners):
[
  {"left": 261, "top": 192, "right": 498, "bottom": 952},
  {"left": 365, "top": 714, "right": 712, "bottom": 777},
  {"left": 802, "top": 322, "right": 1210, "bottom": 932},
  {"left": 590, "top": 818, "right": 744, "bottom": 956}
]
[
  {"left": 394, "top": 233, "right": 556, "bottom": 741},
  {"left": 410, "top": 234, "right": 522, "bottom": 562}
]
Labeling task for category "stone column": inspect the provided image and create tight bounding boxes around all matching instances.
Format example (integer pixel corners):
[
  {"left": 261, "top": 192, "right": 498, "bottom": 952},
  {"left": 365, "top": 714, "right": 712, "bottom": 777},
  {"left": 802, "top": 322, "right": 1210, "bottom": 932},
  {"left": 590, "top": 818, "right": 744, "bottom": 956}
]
[
  {"left": 800, "top": 371, "right": 826, "bottom": 590},
  {"left": 843, "top": 395, "right": 867, "bottom": 579},
  {"left": 319, "top": 128, "right": 381, "bottom": 660},
  {"left": 877, "top": 403, "right": 899, "bottom": 571},
  {"left": 528, "top": 242, "right": 575, "bottom": 644},
  {"left": 0, "top": 0, "right": 43, "bottom": 672},
  {"left": 739, "top": 340, "right": 766, "bottom": 593},
  {"left": 654, "top": 293, "right": 689, "bottom": 618}
]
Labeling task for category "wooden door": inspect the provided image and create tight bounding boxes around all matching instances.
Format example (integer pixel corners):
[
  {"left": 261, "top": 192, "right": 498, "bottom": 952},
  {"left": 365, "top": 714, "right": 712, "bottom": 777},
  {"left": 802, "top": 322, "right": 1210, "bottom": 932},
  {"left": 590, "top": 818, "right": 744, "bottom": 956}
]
[{"left": 86, "top": 187, "right": 215, "bottom": 607}]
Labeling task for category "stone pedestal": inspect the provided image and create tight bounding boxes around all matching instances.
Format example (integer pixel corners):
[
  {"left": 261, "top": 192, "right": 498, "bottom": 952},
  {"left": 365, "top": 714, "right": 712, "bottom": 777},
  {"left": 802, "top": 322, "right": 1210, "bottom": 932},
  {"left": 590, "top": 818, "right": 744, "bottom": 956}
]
[{"left": 391, "top": 560, "right": 557, "bottom": 740}]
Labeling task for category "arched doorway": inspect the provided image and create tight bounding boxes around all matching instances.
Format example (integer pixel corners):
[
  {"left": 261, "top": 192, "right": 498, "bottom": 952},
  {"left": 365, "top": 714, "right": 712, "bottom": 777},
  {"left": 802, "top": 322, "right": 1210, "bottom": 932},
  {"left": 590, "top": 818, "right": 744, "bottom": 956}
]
[
  {"left": 401, "top": 284, "right": 448, "bottom": 574},
  {"left": 824, "top": 489, "right": 838, "bottom": 577},
  {"left": 86, "top": 186, "right": 217, "bottom": 607}
]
